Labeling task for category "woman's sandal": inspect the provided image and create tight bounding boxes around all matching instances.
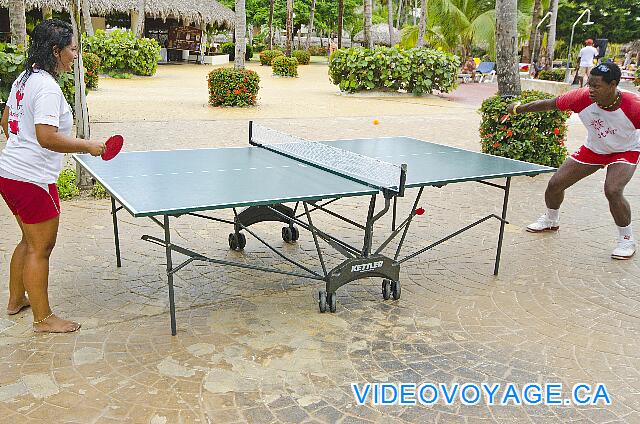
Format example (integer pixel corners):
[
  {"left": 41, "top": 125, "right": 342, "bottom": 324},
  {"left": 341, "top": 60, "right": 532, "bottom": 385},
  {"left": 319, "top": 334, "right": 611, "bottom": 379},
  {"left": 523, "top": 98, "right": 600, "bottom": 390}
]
[{"left": 32, "top": 313, "right": 81, "bottom": 333}]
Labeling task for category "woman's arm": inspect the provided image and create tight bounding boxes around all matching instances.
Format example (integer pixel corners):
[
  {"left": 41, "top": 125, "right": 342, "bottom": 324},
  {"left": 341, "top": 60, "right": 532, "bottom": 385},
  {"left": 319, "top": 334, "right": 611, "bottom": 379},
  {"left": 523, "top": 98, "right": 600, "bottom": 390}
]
[
  {"left": 1, "top": 106, "right": 8, "bottom": 139},
  {"left": 35, "top": 124, "right": 105, "bottom": 156},
  {"left": 507, "top": 98, "right": 559, "bottom": 115}
]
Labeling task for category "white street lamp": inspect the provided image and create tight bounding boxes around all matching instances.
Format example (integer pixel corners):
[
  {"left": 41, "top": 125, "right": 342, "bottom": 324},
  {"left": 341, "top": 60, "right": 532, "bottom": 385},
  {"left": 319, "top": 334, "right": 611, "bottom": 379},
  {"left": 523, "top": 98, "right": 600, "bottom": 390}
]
[{"left": 565, "top": 9, "right": 594, "bottom": 83}]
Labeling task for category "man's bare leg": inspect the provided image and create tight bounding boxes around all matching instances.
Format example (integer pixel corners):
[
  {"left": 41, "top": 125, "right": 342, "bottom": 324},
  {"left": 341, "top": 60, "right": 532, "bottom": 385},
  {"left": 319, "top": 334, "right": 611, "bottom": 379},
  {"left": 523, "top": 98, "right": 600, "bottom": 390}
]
[
  {"left": 604, "top": 163, "right": 636, "bottom": 226},
  {"left": 545, "top": 158, "right": 601, "bottom": 209}
]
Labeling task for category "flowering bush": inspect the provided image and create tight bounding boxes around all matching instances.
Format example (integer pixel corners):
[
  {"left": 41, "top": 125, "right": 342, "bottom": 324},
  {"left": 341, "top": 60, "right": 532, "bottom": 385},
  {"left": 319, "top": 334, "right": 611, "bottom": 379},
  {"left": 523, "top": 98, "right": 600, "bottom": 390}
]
[
  {"left": 307, "top": 45, "right": 328, "bottom": 56},
  {"left": 272, "top": 56, "right": 298, "bottom": 77},
  {"left": 479, "top": 90, "right": 569, "bottom": 167},
  {"left": 259, "top": 49, "right": 284, "bottom": 65},
  {"left": 292, "top": 50, "right": 310, "bottom": 65},
  {"left": 329, "top": 47, "right": 460, "bottom": 95},
  {"left": 82, "top": 52, "right": 101, "bottom": 89},
  {"left": 207, "top": 68, "right": 260, "bottom": 107}
]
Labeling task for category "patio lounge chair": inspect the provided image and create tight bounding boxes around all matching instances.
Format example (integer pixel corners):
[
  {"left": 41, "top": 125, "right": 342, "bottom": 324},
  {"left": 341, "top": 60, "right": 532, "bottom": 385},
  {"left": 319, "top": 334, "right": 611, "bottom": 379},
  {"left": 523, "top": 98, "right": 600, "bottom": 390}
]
[{"left": 475, "top": 62, "right": 496, "bottom": 83}]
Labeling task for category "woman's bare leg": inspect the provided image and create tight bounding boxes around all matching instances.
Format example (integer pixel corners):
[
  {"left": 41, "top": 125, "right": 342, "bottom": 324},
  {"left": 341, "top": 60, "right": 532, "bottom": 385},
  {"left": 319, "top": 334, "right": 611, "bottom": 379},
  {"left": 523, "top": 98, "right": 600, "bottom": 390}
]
[
  {"left": 7, "top": 216, "right": 30, "bottom": 315},
  {"left": 21, "top": 216, "right": 80, "bottom": 333}
]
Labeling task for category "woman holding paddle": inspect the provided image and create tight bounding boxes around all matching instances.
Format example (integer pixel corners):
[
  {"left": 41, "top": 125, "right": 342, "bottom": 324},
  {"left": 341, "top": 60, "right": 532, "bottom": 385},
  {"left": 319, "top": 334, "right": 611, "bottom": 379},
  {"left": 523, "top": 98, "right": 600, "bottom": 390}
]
[{"left": 0, "top": 20, "right": 106, "bottom": 333}]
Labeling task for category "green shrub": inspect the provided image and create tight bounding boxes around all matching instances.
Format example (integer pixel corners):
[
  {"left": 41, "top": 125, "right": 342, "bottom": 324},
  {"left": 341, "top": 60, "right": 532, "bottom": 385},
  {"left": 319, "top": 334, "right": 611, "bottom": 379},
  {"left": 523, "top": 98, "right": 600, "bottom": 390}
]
[
  {"left": 253, "top": 42, "right": 267, "bottom": 53},
  {"left": 57, "top": 168, "right": 79, "bottom": 199},
  {"left": 292, "top": 50, "right": 310, "bottom": 65},
  {"left": 82, "top": 52, "right": 101, "bottom": 89},
  {"left": 479, "top": 90, "right": 569, "bottom": 167},
  {"left": 259, "top": 49, "right": 284, "bottom": 65},
  {"left": 84, "top": 29, "right": 160, "bottom": 76},
  {"left": 329, "top": 47, "right": 460, "bottom": 95},
  {"left": 220, "top": 42, "right": 252, "bottom": 61},
  {"left": 207, "top": 68, "right": 260, "bottom": 107},
  {"left": 0, "top": 43, "right": 26, "bottom": 103},
  {"left": 308, "top": 45, "right": 328, "bottom": 56},
  {"left": 107, "top": 71, "right": 133, "bottom": 79},
  {"left": 92, "top": 181, "right": 109, "bottom": 199},
  {"left": 538, "top": 69, "right": 565, "bottom": 82},
  {"left": 58, "top": 72, "right": 75, "bottom": 113},
  {"left": 272, "top": 56, "right": 298, "bottom": 77}
]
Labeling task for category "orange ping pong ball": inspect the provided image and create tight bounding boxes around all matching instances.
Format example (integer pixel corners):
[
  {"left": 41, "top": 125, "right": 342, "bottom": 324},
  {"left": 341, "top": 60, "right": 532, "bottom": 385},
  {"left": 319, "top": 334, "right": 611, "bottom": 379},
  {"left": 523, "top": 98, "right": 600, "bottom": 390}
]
[{"left": 373, "top": 119, "right": 379, "bottom": 125}]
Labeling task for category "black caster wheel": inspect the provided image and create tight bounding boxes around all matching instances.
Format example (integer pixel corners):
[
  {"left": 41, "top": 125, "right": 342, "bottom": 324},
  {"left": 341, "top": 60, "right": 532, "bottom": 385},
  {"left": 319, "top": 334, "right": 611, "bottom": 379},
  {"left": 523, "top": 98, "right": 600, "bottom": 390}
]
[
  {"left": 382, "top": 279, "right": 391, "bottom": 300},
  {"left": 228, "top": 232, "right": 246, "bottom": 251},
  {"left": 318, "top": 290, "right": 327, "bottom": 313},
  {"left": 282, "top": 226, "right": 299, "bottom": 243},
  {"left": 391, "top": 280, "right": 401, "bottom": 300},
  {"left": 327, "top": 292, "right": 337, "bottom": 313}
]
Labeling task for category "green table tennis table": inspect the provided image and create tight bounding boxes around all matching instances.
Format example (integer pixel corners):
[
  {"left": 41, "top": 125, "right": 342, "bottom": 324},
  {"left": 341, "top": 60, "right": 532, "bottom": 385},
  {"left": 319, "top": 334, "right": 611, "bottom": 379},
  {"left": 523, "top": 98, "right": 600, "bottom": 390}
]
[{"left": 74, "top": 122, "right": 555, "bottom": 335}]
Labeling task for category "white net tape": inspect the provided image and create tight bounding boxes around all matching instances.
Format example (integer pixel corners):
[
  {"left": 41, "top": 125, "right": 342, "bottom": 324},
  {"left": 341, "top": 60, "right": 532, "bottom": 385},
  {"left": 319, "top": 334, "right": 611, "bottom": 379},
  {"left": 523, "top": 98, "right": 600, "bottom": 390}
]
[{"left": 251, "top": 123, "right": 404, "bottom": 192}]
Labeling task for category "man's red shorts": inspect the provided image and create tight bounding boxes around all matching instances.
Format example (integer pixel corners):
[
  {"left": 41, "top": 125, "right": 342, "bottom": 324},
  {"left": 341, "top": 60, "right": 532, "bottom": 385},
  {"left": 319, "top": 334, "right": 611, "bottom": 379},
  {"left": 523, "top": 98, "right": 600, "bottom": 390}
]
[
  {"left": 570, "top": 145, "right": 640, "bottom": 167},
  {"left": 0, "top": 176, "right": 60, "bottom": 224}
]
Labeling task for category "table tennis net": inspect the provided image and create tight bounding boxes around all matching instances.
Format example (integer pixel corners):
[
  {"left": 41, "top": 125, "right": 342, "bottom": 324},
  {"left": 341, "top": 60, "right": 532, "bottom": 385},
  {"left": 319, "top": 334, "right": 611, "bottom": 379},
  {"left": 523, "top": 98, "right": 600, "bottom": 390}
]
[{"left": 251, "top": 123, "right": 405, "bottom": 194}]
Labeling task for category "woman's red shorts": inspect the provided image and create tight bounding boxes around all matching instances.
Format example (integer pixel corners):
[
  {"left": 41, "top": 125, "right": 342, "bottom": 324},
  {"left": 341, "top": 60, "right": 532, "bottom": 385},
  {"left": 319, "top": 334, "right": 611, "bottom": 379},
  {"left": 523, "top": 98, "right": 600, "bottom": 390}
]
[{"left": 0, "top": 176, "right": 60, "bottom": 224}]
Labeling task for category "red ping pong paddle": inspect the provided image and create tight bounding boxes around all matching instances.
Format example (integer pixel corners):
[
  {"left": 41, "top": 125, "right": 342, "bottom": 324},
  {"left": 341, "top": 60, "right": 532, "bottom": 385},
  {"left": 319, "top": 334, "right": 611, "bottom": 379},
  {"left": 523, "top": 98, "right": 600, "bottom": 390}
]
[{"left": 102, "top": 135, "right": 124, "bottom": 161}]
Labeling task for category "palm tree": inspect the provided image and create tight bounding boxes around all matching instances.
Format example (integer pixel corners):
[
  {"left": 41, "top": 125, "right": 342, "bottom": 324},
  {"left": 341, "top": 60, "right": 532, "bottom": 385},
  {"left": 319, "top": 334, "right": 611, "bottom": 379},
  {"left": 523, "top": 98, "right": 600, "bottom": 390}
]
[
  {"left": 338, "top": 0, "right": 344, "bottom": 48},
  {"left": 495, "top": 0, "right": 520, "bottom": 96},
  {"left": 522, "top": 0, "right": 542, "bottom": 63},
  {"left": 134, "top": 0, "right": 145, "bottom": 38},
  {"left": 363, "top": 0, "right": 373, "bottom": 48},
  {"left": 268, "top": 0, "right": 274, "bottom": 50},
  {"left": 387, "top": 0, "right": 395, "bottom": 46},
  {"left": 235, "top": 0, "right": 246, "bottom": 69},
  {"left": 545, "top": 0, "right": 559, "bottom": 69},
  {"left": 9, "top": 0, "right": 27, "bottom": 46},
  {"left": 285, "top": 0, "right": 293, "bottom": 55},
  {"left": 82, "top": 0, "right": 94, "bottom": 36},
  {"left": 416, "top": 0, "right": 426, "bottom": 47},
  {"left": 306, "top": 0, "right": 316, "bottom": 48}
]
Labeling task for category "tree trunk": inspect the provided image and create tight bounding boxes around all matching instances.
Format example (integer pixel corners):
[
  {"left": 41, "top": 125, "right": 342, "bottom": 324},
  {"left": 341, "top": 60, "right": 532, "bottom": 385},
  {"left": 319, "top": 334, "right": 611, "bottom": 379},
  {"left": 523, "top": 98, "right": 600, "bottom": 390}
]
[
  {"left": 387, "top": 0, "right": 394, "bottom": 47},
  {"left": 133, "top": 0, "right": 145, "bottom": 38},
  {"left": 8, "top": 0, "right": 27, "bottom": 46},
  {"left": 396, "top": 0, "right": 403, "bottom": 29},
  {"left": 268, "top": 0, "right": 274, "bottom": 50},
  {"left": 81, "top": 0, "right": 94, "bottom": 36},
  {"left": 412, "top": 0, "right": 417, "bottom": 26},
  {"left": 363, "top": 0, "right": 373, "bottom": 48},
  {"left": 523, "top": 0, "right": 541, "bottom": 63},
  {"left": 545, "top": 0, "right": 559, "bottom": 70},
  {"left": 338, "top": 0, "right": 344, "bottom": 48},
  {"left": 416, "top": 0, "right": 426, "bottom": 47},
  {"left": 495, "top": 0, "right": 521, "bottom": 96},
  {"left": 285, "top": 0, "right": 293, "bottom": 55},
  {"left": 234, "top": 0, "right": 246, "bottom": 69},
  {"left": 306, "top": 0, "right": 316, "bottom": 49}
]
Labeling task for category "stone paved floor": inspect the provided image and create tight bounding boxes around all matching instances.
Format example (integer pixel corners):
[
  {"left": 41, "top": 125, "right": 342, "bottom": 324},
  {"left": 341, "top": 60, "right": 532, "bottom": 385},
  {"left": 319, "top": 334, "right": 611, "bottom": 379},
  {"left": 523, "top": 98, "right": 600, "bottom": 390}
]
[{"left": 1, "top": 63, "right": 639, "bottom": 423}]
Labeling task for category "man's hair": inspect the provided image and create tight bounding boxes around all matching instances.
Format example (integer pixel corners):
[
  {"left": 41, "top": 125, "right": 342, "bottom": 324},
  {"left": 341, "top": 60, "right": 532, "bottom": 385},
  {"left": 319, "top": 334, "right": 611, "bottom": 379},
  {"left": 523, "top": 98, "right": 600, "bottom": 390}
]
[{"left": 590, "top": 62, "right": 621, "bottom": 84}]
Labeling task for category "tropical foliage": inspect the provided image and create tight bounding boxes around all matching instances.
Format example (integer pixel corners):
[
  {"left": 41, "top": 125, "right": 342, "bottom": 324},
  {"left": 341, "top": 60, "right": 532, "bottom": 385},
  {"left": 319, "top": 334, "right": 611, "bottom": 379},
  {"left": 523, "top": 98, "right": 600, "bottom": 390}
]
[
  {"left": 84, "top": 29, "right": 160, "bottom": 77},
  {"left": 329, "top": 47, "right": 460, "bottom": 95},
  {"left": 207, "top": 68, "right": 260, "bottom": 107},
  {"left": 272, "top": 56, "right": 299, "bottom": 76},
  {"left": 479, "top": 91, "right": 570, "bottom": 167}
]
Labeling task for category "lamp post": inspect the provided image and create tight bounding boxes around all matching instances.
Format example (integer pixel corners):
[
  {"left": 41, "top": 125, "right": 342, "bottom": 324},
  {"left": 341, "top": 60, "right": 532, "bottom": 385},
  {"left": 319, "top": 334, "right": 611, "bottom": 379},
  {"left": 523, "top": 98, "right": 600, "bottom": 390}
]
[
  {"left": 565, "top": 9, "right": 594, "bottom": 83},
  {"left": 531, "top": 11, "right": 552, "bottom": 68}
]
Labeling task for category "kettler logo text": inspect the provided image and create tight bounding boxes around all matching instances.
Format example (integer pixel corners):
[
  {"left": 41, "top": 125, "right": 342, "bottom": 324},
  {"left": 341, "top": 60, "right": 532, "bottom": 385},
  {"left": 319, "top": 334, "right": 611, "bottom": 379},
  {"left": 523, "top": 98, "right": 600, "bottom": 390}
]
[{"left": 351, "top": 261, "right": 384, "bottom": 273}]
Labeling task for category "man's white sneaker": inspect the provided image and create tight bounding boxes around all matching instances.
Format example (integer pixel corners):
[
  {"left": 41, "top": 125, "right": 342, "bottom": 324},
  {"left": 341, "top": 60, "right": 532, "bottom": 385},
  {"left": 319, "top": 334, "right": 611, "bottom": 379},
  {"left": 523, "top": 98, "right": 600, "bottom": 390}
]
[
  {"left": 611, "top": 236, "right": 636, "bottom": 260},
  {"left": 526, "top": 214, "right": 560, "bottom": 233}
]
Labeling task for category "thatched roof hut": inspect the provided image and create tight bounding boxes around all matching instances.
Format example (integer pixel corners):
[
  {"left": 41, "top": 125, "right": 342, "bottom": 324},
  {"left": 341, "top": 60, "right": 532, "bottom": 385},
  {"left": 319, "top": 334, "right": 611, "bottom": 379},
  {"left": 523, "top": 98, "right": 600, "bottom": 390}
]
[
  {"left": 0, "top": 0, "right": 234, "bottom": 27},
  {"left": 354, "top": 23, "right": 399, "bottom": 47}
]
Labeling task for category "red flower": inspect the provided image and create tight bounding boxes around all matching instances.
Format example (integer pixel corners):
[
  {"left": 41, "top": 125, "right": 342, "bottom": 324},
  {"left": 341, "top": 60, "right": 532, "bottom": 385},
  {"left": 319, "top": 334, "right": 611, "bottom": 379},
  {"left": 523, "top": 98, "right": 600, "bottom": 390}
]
[
  {"left": 506, "top": 130, "right": 513, "bottom": 137},
  {"left": 492, "top": 142, "right": 501, "bottom": 149},
  {"left": 553, "top": 127, "right": 560, "bottom": 135},
  {"left": 558, "top": 138, "right": 565, "bottom": 146},
  {"left": 486, "top": 133, "right": 493, "bottom": 138}
]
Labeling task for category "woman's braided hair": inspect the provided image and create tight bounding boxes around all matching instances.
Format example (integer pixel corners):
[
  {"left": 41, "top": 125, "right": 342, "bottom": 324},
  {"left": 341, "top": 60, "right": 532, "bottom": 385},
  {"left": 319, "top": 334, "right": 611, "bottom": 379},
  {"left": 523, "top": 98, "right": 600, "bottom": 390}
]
[{"left": 18, "top": 19, "right": 74, "bottom": 88}]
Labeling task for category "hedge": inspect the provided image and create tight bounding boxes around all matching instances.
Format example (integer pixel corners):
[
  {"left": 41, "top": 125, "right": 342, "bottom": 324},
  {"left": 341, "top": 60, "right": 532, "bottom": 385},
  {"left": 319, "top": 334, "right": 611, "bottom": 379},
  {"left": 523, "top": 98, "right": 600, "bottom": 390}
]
[
  {"left": 272, "top": 56, "right": 298, "bottom": 77},
  {"left": 221, "top": 42, "right": 253, "bottom": 61},
  {"left": 259, "top": 49, "right": 284, "bottom": 66},
  {"left": 292, "top": 50, "right": 310, "bottom": 65},
  {"left": 207, "top": 68, "right": 260, "bottom": 107},
  {"left": 329, "top": 47, "right": 460, "bottom": 95},
  {"left": 538, "top": 69, "right": 565, "bottom": 82},
  {"left": 84, "top": 29, "right": 160, "bottom": 76}
]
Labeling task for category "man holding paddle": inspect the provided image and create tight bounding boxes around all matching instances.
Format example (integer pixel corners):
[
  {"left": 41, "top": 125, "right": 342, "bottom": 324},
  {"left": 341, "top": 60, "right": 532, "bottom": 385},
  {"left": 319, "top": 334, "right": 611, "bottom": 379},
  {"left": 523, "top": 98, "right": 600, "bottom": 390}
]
[
  {"left": 0, "top": 20, "right": 117, "bottom": 333},
  {"left": 507, "top": 62, "right": 640, "bottom": 260}
]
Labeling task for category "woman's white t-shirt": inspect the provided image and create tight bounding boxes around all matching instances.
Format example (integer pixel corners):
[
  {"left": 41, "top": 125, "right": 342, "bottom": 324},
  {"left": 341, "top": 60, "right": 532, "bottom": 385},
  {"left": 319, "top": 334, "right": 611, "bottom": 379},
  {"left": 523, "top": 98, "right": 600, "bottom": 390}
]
[{"left": 0, "top": 70, "right": 72, "bottom": 184}]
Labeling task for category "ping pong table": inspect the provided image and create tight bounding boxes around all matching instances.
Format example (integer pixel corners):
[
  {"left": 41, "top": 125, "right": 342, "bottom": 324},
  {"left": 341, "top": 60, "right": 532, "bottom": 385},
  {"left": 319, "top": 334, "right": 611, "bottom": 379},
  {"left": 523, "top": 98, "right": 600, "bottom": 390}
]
[{"left": 74, "top": 122, "right": 555, "bottom": 335}]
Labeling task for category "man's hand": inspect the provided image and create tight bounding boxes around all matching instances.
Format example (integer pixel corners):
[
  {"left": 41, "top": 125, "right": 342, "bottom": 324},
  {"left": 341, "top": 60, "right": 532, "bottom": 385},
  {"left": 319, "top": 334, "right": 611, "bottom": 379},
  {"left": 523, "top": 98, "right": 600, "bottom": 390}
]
[{"left": 506, "top": 101, "right": 521, "bottom": 115}]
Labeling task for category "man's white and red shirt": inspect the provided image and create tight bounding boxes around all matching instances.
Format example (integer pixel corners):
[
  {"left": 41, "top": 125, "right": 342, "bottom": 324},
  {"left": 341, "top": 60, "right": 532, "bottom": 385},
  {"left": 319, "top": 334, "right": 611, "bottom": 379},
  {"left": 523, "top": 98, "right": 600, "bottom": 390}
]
[{"left": 556, "top": 87, "right": 640, "bottom": 165}]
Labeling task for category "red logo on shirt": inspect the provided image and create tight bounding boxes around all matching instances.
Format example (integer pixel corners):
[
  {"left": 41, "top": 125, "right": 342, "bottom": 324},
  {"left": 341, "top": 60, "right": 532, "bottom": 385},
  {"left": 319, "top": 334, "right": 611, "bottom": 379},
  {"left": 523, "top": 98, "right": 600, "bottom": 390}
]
[
  {"left": 15, "top": 90, "right": 24, "bottom": 107},
  {"left": 8, "top": 119, "right": 18, "bottom": 135},
  {"left": 590, "top": 118, "right": 618, "bottom": 139}
]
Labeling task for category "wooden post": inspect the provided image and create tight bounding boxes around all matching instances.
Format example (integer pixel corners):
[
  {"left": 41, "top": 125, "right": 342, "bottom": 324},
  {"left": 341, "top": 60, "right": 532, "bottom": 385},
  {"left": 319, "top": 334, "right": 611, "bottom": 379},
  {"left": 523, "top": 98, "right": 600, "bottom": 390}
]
[{"left": 69, "top": 0, "right": 92, "bottom": 188}]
